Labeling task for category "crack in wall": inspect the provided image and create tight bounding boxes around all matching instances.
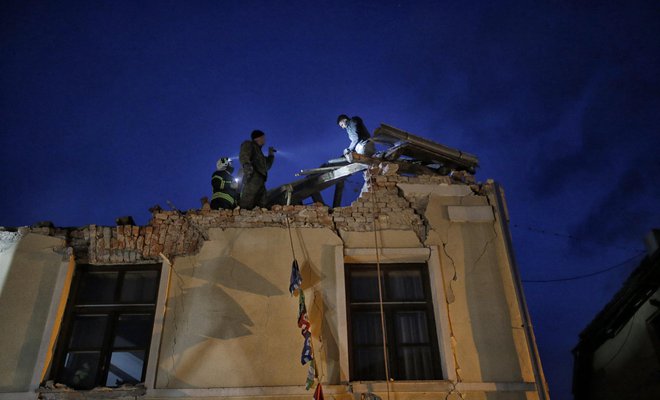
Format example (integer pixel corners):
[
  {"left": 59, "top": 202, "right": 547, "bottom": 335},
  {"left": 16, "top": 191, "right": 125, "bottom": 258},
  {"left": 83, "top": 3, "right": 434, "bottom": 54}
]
[
  {"left": 438, "top": 224, "right": 466, "bottom": 397},
  {"left": 465, "top": 222, "right": 499, "bottom": 278},
  {"left": 464, "top": 192, "right": 502, "bottom": 279},
  {"left": 441, "top": 237, "right": 459, "bottom": 305}
]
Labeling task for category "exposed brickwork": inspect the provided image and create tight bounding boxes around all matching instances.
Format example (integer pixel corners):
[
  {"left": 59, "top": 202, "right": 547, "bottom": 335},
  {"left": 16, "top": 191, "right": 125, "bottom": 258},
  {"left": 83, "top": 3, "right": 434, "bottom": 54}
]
[
  {"left": 332, "top": 164, "right": 461, "bottom": 241},
  {"left": 332, "top": 174, "right": 426, "bottom": 234},
  {"left": 1, "top": 163, "right": 484, "bottom": 264}
]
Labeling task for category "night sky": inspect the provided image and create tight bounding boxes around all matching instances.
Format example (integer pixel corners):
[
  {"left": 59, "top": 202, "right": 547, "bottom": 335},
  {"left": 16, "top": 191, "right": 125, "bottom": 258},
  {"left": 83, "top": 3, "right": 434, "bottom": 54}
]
[{"left": 2, "top": 1, "right": 659, "bottom": 399}]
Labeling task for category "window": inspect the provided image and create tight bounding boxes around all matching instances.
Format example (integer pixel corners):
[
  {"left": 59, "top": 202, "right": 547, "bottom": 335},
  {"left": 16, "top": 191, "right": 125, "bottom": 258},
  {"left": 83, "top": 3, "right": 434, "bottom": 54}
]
[
  {"left": 345, "top": 263, "right": 442, "bottom": 381},
  {"left": 50, "top": 264, "right": 161, "bottom": 390}
]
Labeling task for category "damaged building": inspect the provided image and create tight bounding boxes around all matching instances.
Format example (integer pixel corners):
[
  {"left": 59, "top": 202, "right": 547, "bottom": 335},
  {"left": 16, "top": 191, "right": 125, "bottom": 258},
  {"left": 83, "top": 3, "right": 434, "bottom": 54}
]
[{"left": 0, "top": 125, "right": 549, "bottom": 400}]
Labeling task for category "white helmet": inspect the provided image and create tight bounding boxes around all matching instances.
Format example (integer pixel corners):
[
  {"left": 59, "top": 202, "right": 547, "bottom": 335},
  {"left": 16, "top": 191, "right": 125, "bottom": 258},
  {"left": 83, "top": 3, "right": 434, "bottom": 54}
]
[{"left": 216, "top": 157, "right": 232, "bottom": 171}]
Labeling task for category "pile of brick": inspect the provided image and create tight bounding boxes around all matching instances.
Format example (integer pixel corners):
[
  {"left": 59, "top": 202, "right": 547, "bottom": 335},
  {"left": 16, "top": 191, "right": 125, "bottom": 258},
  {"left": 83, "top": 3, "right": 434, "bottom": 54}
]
[
  {"left": 186, "top": 203, "right": 334, "bottom": 230},
  {"left": 330, "top": 164, "right": 473, "bottom": 240},
  {"left": 86, "top": 219, "right": 202, "bottom": 263},
  {"left": 332, "top": 174, "right": 425, "bottom": 233},
  {"left": 2, "top": 162, "right": 482, "bottom": 264}
]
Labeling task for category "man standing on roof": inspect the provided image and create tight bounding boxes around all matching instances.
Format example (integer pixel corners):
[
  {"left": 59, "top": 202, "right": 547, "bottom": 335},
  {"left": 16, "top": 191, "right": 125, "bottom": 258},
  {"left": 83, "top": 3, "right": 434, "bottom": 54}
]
[
  {"left": 239, "top": 129, "right": 275, "bottom": 209},
  {"left": 337, "top": 114, "right": 375, "bottom": 157},
  {"left": 211, "top": 157, "right": 239, "bottom": 210}
]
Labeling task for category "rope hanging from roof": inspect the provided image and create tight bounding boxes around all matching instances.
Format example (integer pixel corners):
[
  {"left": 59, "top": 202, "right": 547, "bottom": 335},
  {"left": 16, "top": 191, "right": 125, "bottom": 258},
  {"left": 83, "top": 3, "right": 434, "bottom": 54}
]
[{"left": 368, "top": 168, "right": 391, "bottom": 400}]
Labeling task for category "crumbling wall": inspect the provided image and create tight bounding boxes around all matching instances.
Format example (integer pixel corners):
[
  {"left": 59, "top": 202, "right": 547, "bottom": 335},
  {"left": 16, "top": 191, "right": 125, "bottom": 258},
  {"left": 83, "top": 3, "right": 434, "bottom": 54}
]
[
  {"left": 2, "top": 164, "right": 478, "bottom": 265},
  {"left": 0, "top": 163, "right": 541, "bottom": 399},
  {"left": 0, "top": 232, "right": 67, "bottom": 393},
  {"left": 331, "top": 174, "right": 427, "bottom": 237}
]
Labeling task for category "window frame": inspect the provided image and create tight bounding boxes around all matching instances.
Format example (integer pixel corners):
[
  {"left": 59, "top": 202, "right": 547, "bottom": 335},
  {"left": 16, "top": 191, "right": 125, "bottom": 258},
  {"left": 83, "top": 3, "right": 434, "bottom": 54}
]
[
  {"left": 336, "top": 247, "right": 455, "bottom": 384},
  {"left": 49, "top": 263, "right": 162, "bottom": 390},
  {"left": 345, "top": 262, "right": 443, "bottom": 381}
]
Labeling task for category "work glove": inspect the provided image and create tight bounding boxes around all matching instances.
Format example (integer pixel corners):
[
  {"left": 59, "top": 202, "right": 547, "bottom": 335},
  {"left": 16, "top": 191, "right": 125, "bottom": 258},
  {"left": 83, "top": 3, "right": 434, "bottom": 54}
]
[
  {"left": 268, "top": 146, "right": 277, "bottom": 156},
  {"left": 242, "top": 163, "right": 254, "bottom": 177}
]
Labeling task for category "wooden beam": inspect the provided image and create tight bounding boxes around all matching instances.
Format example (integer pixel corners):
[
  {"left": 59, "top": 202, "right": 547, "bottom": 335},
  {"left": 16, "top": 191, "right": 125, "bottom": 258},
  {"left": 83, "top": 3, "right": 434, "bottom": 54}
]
[{"left": 332, "top": 180, "right": 345, "bottom": 208}]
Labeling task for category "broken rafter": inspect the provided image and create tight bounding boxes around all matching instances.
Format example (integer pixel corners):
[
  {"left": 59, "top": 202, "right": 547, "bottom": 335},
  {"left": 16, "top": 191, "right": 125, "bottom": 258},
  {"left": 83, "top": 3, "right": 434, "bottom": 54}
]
[
  {"left": 267, "top": 123, "right": 479, "bottom": 207},
  {"left": 350, "top": 153, "right": 440, "bottom": 175},
  {"left": 373, "top": 123, "right": 479, "bottom": 173},
  {"left": 267, "top": 162, "right": 367, "bottom": 206},
  {"left": 295, "top": 165, "right": 345, "bottom": 176}
]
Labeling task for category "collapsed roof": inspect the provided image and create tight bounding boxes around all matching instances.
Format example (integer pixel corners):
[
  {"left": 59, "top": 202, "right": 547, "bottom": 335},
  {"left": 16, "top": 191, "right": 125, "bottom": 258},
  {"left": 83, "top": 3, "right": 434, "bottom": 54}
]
[{"left": 267, "top": 124, "right": 479, "bottom": 207}]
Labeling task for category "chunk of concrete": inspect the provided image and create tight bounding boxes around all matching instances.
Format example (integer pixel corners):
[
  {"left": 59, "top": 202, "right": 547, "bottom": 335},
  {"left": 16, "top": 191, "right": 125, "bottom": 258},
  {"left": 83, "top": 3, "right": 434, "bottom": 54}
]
[
  {"left": 448, "top": 205, "right": 494, "bottom": 222},
  {"left": 397, "top": 183, "right": 473, "bottom": 197}
]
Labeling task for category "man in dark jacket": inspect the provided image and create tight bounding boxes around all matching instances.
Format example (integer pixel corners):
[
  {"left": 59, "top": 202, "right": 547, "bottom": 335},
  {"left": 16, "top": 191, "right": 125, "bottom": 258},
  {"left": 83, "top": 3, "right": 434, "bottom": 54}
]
[
  {"left": 337, "top": 114, "right": 375, "bottom": 157},
  {"left": 239, "top": 130, "right": 275, "bottom": 209},
  {"left": 211, "top": 157, "right": 239, "bottom": 210}
]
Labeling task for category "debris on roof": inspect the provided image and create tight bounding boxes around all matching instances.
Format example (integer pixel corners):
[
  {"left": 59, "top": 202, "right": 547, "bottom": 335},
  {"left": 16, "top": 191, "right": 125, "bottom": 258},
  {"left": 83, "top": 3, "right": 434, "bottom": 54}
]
[
  {"left": 267, "top": 124, "right": 479, "bottom": 207},
  {"left": 373, "top": 124, "right": 478, "bottom": 174}
]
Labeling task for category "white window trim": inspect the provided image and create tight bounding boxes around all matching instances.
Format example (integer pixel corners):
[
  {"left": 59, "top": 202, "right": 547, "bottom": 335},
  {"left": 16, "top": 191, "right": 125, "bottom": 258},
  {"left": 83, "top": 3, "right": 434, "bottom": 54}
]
[
  {"left": 32, "top": 259, "right": 169, "bottom": 394},
  {"left": 144, "top": 259, "right": 172, "bottom": 389},
  {"left": 27, "top": 257, "right": 74, "bottom": 395},
  {"left": 338, "top": 246, "right": 456, "bottom": 383}
]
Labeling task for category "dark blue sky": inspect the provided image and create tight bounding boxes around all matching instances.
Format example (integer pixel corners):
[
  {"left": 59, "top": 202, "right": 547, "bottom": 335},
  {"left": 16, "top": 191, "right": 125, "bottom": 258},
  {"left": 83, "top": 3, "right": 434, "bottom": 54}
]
[{"left": 2, "top": 1, "right": 659, "bottom": 398}]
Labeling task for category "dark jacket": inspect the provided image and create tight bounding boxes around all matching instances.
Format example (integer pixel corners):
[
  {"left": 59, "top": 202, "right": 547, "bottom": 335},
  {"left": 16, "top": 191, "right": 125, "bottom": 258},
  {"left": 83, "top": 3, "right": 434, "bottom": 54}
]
[
  {"left": 211, "top": 169, "right": 238, "bottom": 208},
  {"left": 239, "top": 140, "right": 274, "bottom": 178}
]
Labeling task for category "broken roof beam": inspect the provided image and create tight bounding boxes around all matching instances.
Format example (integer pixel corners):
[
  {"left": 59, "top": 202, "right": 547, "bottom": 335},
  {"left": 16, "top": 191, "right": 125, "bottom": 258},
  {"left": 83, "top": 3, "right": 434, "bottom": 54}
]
[
  {"left": 373, "top": 123, "right": 479, "bottom": 173},
  {"left": 295, "top": 165, "right": 345, "bottom": 176},
  {"left": 350, "top": 153, "right": 444, "bottom": 175},
  {"left": 332, "top": 180, "right": 345, "bottom": 208},
  {"left": 267, "top": 162, "right": 368, "bottom": 206}
]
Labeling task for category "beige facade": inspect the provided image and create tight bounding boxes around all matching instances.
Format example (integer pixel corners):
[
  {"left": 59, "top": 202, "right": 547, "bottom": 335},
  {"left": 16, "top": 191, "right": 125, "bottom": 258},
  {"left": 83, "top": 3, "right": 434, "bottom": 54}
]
[{"left": 0, "top": 165, "right": 548, "bottom": 400}]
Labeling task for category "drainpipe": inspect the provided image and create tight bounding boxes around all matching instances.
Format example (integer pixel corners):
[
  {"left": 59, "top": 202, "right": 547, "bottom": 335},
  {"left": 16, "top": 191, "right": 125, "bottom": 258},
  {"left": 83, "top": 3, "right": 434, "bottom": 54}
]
[{"left": 492, "top": 182, "right": 550, "bottom": 400}]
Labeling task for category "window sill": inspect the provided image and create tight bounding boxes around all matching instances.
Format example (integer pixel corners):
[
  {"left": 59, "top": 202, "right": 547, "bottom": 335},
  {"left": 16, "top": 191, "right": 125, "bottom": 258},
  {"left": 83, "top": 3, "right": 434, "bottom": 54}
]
[
  {"left": 36, "top": 382, "right": 539, "bottom": 398},
  {"left": 350, "top": 380, "right": 452, "bottom": 393},
  {"left": 37, "top": 382, "right": 145, "bottom": 400},
  {"left": 350, "top": 380, "right": 538, "bottom": 393}
]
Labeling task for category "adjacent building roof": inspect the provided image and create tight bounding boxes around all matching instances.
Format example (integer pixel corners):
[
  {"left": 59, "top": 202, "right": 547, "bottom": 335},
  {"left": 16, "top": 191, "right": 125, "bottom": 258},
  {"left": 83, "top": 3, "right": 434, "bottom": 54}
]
[
  {"left": 575, "top": 230, "right": 660, "bottom": 349},
  {"left": 572, "top": 230, "right": 660, "bottom": 398}
]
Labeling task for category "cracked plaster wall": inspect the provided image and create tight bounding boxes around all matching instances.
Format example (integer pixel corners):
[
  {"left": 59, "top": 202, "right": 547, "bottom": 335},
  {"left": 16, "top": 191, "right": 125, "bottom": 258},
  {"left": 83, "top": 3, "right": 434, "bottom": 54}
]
[
  {"left": 0, "top": 232, "right": 67, "bottom": 393},
  {"left": 0, "top": 164, "right": 540, "bottom": 399},
  {"left": 156, "top": 227, "right": 343, "bottom": 388},
  {"left": 397, "top": 182, "right": 535, "bottom": 386}
]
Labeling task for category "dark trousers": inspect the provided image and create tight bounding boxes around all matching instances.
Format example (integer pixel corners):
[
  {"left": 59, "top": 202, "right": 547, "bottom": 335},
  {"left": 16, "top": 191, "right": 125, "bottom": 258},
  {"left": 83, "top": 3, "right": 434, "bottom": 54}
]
[
  {"left": 211, "top": 196, "right": 235, "bottom": 210},
  {"left": 239, "top": 173, "right": 267, "bottom": 209}
]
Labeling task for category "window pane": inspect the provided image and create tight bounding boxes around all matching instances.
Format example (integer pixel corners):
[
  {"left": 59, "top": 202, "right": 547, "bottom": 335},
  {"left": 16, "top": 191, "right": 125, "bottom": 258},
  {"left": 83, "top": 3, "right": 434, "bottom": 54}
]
[
  {"left": 349, "top": 270, "right": 380, "bottom": 302},
  {"left": 77, "top": 272, "right": 119, "bottom": 304},
  {"left": 346, "top": 263, "right": 441, "bottom": 382},
  {"left": 394, "top": 311, "right": 430, "bottom": 344},
  {"left": 113, "top": 314, "right": 153, "bottom": 348},
  {"left": 120, "top": 271, "right": 159, "bottom": 303},
  {"left": 352, "top": 311, "right": 383, "bottom": 345},
  {"left": 60, "top": 352, "right": 100, "bottom": 390},
  {"left": 105, "top": 351, "right": 145, "bottom": 387},
  {"left": 354, "top": 348, "right": 385, "bottom": 380},
  {"left": 68, "top": 315, "right": 108, "bottom": 349},
  {"left": 387, "top": 270, "right": 424, "bottom": 301},
  {"left": 396, "top": 346, "right": 437, "bottom": 380}
]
